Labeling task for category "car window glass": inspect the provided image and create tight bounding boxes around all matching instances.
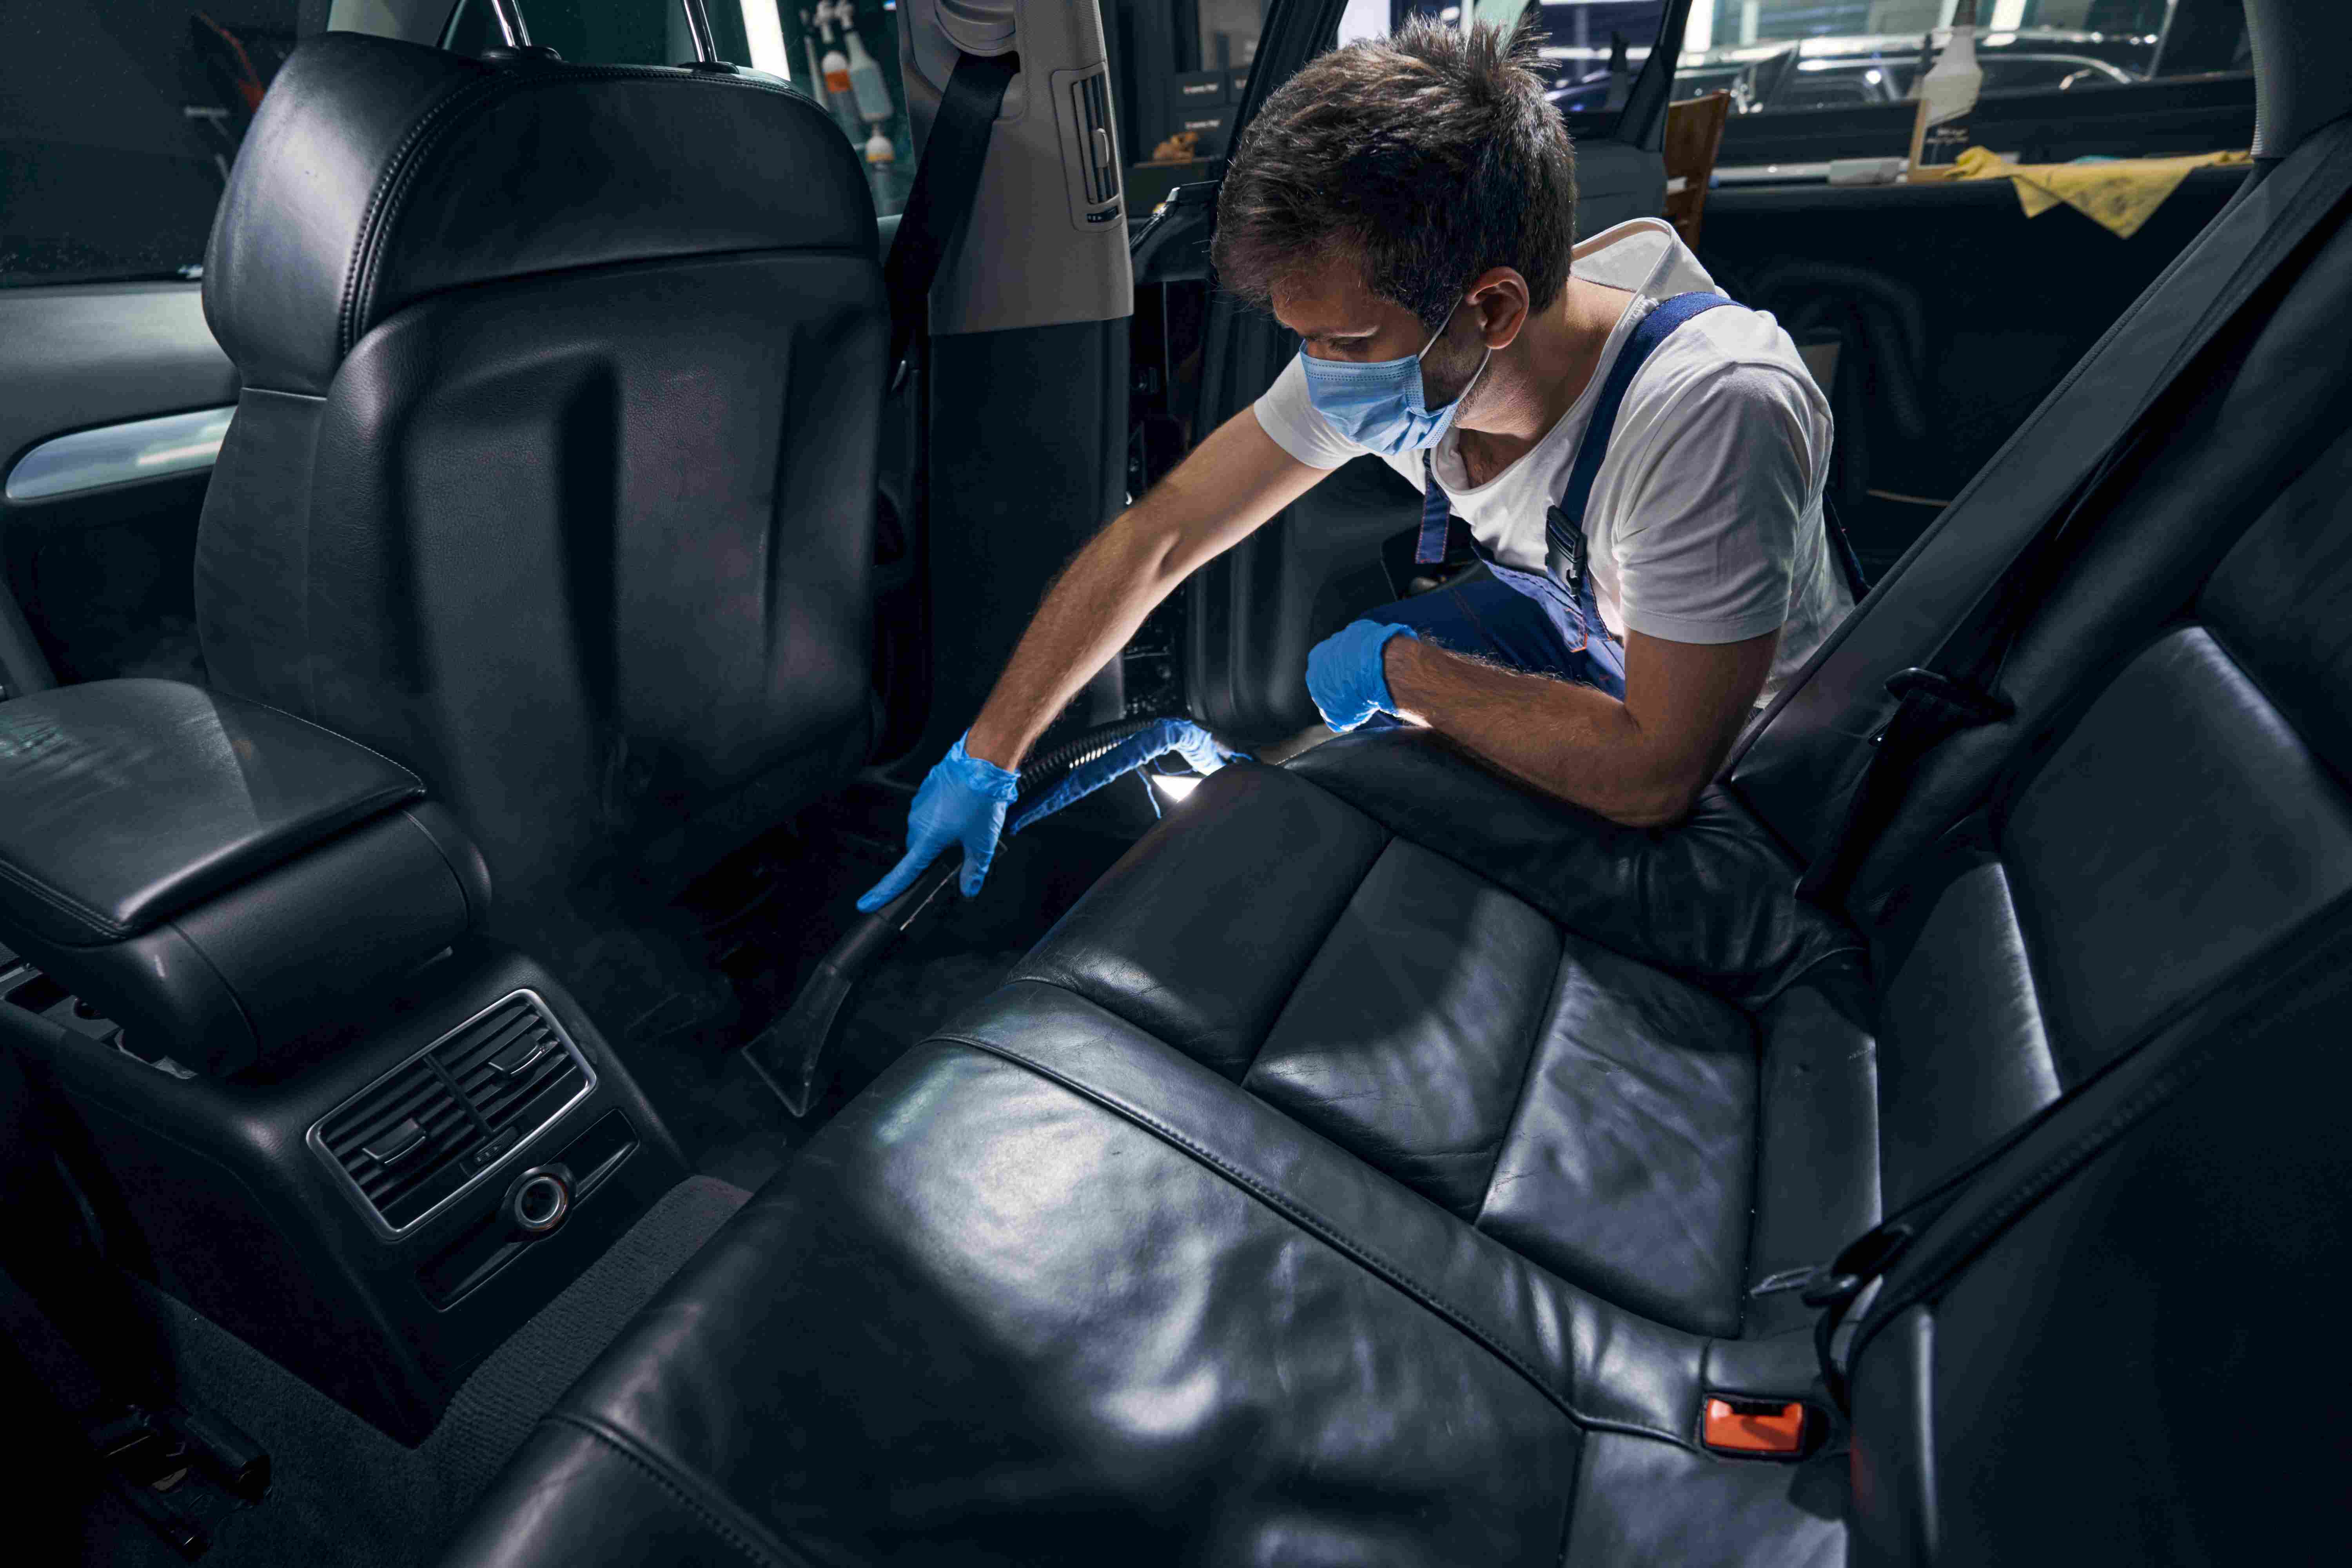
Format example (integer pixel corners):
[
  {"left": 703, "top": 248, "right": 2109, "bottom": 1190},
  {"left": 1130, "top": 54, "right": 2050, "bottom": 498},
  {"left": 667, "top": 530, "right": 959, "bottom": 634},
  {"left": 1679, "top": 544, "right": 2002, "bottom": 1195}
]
[
  {"left": 1375, "top": 2, "right": 1676, "bottom": 120},
  {"left": 443, "top": 0, "right": 919, "bottom": 215},
  {"left": 0, "top": 1, "right": 312, "bottom": 290},
  {"left": 1675, "top": 1, "right": 2252, "bottom": 162}
]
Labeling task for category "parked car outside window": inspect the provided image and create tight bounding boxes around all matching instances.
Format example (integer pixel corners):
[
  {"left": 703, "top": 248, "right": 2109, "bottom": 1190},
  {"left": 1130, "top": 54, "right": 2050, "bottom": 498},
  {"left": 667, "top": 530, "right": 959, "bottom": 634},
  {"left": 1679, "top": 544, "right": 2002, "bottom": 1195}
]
[{"left": 1672, "top": 0, "right": 2252, "bottom": 168}]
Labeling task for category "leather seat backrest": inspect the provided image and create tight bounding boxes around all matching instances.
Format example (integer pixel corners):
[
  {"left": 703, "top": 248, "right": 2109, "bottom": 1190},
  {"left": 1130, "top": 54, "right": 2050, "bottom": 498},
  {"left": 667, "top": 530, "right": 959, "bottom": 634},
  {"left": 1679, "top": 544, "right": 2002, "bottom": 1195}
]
[
  {"left": 196, "top": 32, "right": 888, "bottom": 912},
  {"left": 1745, "top": 111, "right": 2352, "bottom": 1559},
  {"left": 1717, "top": 115, "right": 2352, "bottom": 1210}
]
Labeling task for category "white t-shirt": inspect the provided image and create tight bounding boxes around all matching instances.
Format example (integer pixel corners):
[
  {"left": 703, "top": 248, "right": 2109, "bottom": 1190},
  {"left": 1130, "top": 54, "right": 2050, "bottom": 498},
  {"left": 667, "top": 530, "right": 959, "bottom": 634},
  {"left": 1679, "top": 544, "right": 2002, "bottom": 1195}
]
[{"left": 1253, "top": 218, "right": 1848, "bottom": 706}]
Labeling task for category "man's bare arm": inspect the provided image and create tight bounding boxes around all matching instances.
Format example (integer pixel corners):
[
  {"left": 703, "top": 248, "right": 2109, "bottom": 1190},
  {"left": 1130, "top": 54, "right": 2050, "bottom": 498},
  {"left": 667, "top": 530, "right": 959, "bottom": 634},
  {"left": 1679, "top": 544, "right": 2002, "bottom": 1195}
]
[
  {"left": 1381, "top": 628, "right": 1777, "bottom": 827},
  {"left": 964, "top": 410, "right": 1328, "bottom": 769}
]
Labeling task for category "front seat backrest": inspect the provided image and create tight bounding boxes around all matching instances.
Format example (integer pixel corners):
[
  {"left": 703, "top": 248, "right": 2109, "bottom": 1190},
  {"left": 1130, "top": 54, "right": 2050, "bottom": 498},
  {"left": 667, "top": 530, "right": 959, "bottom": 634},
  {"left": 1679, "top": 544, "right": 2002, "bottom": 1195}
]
[{"left": 196, "top": 32, "right": 886, "bottom": 917}]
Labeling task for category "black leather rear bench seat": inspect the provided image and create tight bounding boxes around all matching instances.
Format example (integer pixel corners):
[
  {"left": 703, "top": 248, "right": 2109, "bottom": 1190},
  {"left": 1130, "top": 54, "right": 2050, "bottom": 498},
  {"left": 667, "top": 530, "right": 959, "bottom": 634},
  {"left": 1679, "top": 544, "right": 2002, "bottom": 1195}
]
[
  {"left": 1007, "top": 738, "right": 1876, "bottom": 1345},
  {"left": 443, "top": 111, "right": 2352, "bottom": 1568},
  {"left": 441, "top": 742, "right": 1863, "bottom": 1566}
]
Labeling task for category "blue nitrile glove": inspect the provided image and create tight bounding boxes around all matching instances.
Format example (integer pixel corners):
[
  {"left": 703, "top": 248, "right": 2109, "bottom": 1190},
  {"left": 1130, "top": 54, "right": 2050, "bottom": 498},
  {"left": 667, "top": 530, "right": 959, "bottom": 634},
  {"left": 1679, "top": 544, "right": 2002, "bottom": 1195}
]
[
  {"left": 1007, "top": 718, "right": 1245, "bottom": 835},
  {"left": 856, "top": 732, "right": 1023, "bottom": 910},
  {"left": 1166, "top": 720, "right": 1244, "bottom": 779},
  {"left": 1305, "top": 621, "right": 1419, "bottom": 732}
]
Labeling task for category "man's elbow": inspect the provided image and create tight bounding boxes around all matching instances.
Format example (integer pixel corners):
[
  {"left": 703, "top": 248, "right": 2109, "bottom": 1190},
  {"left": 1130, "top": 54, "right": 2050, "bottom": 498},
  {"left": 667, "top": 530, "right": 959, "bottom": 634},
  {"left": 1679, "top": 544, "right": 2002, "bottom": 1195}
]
[
  {"left": 1593, "top": 766, "right": 1706, "bottom": 829},
  {"left": 1100, "top": 507, "right": 1185, "bottom": 586}
]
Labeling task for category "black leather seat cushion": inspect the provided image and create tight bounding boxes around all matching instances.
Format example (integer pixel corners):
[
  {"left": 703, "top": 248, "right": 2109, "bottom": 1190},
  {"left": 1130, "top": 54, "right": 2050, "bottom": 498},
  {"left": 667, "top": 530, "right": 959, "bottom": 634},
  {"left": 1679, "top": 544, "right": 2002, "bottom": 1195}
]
[
  {"left": 442, "top": 739, "right": 1863, "bottom": 1567},
  {"left": 1007, "top": 738, "right": 1876, "bottom": 1340}
]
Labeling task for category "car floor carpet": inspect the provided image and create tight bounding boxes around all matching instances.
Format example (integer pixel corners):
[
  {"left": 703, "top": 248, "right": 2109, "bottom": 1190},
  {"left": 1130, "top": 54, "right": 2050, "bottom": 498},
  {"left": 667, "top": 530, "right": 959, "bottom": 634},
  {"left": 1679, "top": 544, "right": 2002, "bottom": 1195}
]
[{"left": 108, "top": 1174, "right": 748, "bottom": 1568}]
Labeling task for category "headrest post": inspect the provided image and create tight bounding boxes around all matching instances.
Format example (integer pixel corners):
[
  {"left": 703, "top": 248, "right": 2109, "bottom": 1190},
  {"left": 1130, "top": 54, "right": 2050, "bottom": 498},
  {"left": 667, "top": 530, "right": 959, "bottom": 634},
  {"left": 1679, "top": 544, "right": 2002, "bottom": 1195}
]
[
  {"left": 679, "top": 0, "right": 719, "bottom": 64},
  {"left": 486, "top": 0, "right": 533, "bottom": 49}
]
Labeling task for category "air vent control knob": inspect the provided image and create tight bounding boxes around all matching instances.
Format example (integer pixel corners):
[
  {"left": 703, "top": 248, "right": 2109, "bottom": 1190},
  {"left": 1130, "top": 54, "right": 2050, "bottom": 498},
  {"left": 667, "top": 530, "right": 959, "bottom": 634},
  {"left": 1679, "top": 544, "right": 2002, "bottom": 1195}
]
[{"left": 505, "top": 1165, "right": 573, "bottom": 1237}]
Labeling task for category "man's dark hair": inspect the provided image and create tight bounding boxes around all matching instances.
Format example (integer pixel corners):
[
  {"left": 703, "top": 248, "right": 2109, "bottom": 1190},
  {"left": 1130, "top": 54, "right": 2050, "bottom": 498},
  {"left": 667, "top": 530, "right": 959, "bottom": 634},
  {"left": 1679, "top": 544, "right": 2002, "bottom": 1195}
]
[{"left": 1212, "top": 20, "right": 1578, "bottom": 331}]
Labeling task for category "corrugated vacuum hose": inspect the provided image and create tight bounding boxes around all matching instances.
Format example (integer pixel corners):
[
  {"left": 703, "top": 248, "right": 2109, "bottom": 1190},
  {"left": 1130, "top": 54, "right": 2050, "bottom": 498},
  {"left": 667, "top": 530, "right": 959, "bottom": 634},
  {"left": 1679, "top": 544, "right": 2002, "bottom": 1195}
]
[{"left": 744, "top": 719, "right": 1236, "bottom": 1116}]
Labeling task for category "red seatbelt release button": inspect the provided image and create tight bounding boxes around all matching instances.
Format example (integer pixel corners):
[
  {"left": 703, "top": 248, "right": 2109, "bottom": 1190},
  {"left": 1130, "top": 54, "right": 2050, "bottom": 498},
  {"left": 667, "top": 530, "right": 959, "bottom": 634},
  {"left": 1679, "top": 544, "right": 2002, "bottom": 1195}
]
[{"left": 1702, "top": 1397, "right": 1811, "bottom": 1456}]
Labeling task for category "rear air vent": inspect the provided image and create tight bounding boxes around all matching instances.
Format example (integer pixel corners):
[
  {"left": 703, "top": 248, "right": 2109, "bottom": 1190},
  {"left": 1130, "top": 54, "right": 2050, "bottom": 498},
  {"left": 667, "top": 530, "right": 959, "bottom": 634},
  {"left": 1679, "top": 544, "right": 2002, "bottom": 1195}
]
[
  {"left": 434, "top": 1000, "right": 581, "bottom": 1135},
  {"left": 1070, "top": 72, "right": 1119, "bottom": 207},
  {"left": 317, "top": 1057, "right": 475, "bottom": 1229},
  {"left": 312, "top": 992, "right": 595, "bottom": 1236}
]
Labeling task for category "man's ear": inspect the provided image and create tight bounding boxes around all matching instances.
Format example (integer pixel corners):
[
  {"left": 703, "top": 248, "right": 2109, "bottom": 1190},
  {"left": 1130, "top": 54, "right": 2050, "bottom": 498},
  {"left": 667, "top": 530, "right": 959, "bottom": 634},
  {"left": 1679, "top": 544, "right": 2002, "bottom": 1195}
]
[{"left": 1465, "top": 267, "right": 1533, "bottom": 351}]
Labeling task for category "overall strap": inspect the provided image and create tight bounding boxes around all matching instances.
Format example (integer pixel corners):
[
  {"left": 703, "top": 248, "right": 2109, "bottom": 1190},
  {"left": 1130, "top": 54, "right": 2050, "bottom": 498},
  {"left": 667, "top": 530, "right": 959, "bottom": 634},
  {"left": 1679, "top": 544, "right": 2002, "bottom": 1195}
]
[
  {"left": 1414, "top": 291, "right": 1733, "bottom": 568},
  {"left": 1414, "top": 451, "right": 1452, "bottom": 565},
  {"left": 1543, "top": 291, "right": 1733, "bottom": 586}
]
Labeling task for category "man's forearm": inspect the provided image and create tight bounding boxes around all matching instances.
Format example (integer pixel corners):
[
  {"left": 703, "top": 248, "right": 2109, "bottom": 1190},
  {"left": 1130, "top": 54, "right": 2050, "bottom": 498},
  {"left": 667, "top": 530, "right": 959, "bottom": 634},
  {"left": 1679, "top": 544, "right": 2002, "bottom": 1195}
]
[
  {"left": 960, "top": 411, "right": 1329, "bottom": 771},
  {"left": 962, "top": 512, "right": 1182, "bottom": 770},
  {"left": 1382, "top": 625, "right": 1777, "bottom": 826},
  {"left": 1381, "top": 637, "right": 1693, "bottom": 824}
]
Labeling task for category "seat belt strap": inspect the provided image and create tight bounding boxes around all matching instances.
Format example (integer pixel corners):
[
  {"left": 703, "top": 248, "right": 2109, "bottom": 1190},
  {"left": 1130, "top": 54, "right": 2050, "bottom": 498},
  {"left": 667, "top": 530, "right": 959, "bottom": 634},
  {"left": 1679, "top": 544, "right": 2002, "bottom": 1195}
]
[
  {"left": 1414, "top": 291, "right": 1732, "bottom": 569},
  {"left": 1797, "top": 145, "right": 2352, "bottom": 912},
  {"left": 882, "top": 49, "right": 1019, "bottom": 377},
  {"left": 1822, "top": 494, "right": 1871, "bottom": 600},
  {"left": 1802, "top": 905, "right": 2352, "bottom": 1410}
]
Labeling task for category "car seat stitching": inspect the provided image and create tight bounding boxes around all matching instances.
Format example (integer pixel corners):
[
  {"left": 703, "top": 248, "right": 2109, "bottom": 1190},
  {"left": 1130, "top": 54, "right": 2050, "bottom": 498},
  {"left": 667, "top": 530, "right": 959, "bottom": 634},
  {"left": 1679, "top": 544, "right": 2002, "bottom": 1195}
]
[
  {"left": 1554, "top": 1419, "right": 1600, "bottom": 1566},
  {"left": 1471, "top": 927, "right": 1567, "bottom": 1232},
  {"left": 340, "top": 73, "right": 510, "bottom": 359},
  {"left": 938, "top": 1027, "right": 1697, "bottom": 1453},
  {"left": 1236, "top": 828, "right": 1396, "bottom": 1085},
  {"left": 545, "top": 1411, "right": 817, "bottom": 1568}
]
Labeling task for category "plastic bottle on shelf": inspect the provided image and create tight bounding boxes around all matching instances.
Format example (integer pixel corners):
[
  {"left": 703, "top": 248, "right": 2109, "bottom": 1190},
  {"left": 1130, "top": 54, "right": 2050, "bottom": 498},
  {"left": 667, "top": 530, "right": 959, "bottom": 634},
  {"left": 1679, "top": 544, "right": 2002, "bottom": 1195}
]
[
  {"left": 1906, "top": 0, "right": 1982, "bottom": 181},
  {"left": 818, "top": 4, "right": 853, "bottom": 104},
  {"left": 801, "top": 3, "right": 860, "bottom": 142},
  {"left": 864, "top": 126, "right": 897, "bottom": 211},
  {"left": 840, "top": 13, "right": 896, "bottom": 126}
]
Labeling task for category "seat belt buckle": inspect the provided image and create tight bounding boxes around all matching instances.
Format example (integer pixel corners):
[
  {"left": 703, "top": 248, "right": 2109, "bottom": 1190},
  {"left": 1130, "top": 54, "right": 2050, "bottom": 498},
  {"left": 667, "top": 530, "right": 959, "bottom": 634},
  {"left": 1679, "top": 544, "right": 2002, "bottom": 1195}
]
[
  {"left": 1882, "top": 666, "right": 2014, "bottom": 725},
  {"left": 1701, "top": 1397, "right": 1816, "bottom": 1458},
  {"left": 1800, "top": 1220, "right": 1916, "bottom": 1311}
]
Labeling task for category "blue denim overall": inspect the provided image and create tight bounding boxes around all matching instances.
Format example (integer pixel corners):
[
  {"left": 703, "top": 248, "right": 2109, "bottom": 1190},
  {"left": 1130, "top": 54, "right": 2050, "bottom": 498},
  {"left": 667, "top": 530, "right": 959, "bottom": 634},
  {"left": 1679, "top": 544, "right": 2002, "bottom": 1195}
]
[{"left": 1370, "top": 292, "right": 1736, "bottom": 699}]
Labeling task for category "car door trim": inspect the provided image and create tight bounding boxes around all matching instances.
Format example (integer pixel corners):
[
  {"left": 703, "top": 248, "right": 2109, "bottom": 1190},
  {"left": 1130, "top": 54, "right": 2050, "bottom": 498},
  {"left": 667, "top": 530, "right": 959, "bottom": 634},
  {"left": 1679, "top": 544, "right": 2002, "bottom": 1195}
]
[{"left": 5, "top": 405, "right": 235, "bottom": 503}]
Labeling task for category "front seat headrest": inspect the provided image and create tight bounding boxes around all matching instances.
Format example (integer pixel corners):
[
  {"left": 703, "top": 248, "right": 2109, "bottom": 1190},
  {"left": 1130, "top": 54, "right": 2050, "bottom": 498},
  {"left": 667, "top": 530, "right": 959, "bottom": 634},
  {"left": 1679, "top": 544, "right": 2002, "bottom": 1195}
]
[{"left": 203, "top": 31, "right": 875, "bottom": 397}]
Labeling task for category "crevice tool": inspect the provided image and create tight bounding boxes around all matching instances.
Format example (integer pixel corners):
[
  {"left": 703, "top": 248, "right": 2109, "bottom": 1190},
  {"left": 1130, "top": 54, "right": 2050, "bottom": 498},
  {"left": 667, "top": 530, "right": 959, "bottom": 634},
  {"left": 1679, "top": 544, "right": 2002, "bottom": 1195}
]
[{"left": 744, "top": 853, "right": 960, "bottom": 1117}]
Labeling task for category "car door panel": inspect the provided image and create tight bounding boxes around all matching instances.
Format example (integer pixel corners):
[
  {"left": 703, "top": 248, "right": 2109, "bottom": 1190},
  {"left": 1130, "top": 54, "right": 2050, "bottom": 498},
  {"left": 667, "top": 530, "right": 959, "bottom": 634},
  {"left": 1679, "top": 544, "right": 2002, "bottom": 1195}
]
[{"left": 0, "top": 283, "right": 236, "bottom": 694}]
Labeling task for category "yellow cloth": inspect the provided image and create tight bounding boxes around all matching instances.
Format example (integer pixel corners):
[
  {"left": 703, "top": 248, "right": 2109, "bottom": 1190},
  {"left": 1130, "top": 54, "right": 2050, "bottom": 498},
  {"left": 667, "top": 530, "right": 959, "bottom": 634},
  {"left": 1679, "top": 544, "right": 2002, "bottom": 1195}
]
[{"left": 1950, "top": 147, "right": 2252, "bottom": 239}]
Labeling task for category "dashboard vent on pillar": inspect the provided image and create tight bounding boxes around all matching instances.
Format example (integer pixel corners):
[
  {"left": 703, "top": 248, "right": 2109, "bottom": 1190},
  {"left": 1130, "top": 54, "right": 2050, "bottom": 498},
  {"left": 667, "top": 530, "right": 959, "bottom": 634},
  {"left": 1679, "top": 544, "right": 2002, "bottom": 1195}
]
[
  {"left": 1071, "top": 71, "right": 1119, "bottom": 207},
  {"left": 311, "top": 992, "right": 596, "bottom": 1237}
]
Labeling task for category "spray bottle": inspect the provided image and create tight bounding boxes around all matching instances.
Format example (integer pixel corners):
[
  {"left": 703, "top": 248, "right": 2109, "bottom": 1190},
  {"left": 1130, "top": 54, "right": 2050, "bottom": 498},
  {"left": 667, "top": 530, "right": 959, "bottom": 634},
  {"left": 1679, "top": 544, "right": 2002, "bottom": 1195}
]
[
  {"left": 828, "top": 2, "right": 900, "bottom": 208},
  {"left": 799, "top": 11, "right": 831, "bottom": 113},
  {"left": 838, "top": 6, "right": 897, "bottom": 126},
  {"left": 1906, "top": 0, "right": 1982, "bottom": 180},
  {"left": 818, "top": 4, "right": 853, "bottom": 107}
]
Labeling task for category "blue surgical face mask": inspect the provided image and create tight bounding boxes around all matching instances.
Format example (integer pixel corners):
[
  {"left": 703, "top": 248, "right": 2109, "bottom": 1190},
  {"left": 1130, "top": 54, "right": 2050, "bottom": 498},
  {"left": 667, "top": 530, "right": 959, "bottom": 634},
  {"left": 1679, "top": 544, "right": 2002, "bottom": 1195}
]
[{"left": 1298, "top": 298, "right": 1492, "bottom": 458}]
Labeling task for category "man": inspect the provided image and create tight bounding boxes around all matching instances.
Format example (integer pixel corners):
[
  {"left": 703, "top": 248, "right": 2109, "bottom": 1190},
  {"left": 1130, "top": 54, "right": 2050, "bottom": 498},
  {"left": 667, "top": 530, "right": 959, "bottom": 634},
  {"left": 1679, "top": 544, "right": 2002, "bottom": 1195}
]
[{"left": 860, "top": 20, "right": 1847, "bottom": 912}]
